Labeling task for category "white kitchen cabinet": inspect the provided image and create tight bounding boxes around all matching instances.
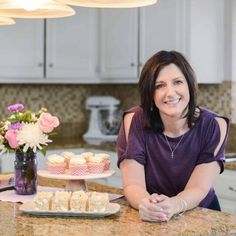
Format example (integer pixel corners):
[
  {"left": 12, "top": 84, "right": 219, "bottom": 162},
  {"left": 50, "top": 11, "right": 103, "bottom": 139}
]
[
  {"left": 214, "top": 169, "right": 236, "bottom": 214},
  {"left": 186, "top": 0, "right": 224, "bottom": 83},
  {"left": 0, "top": 7, "right": 99, "bottom": 84},
  {"left": 139, "top": 0, "right": 185, "bottom": 72},
  {"left": 99, "top": 1, "right": 182, "bottom": 84},
  {"left": 0, "top": 19, "right": 44, "bottom": 81},
  {"left": 100, "top": 8, "right": 138, "bottom": 83},
  {"left": 0, "top": 1, "right": 225, "bottom": 84},
  {"left": 100, "top": 0, "right": 224, "bottom": 84},
  {"left": 46, "top": 7, "right": 99, "bottom": 83}
]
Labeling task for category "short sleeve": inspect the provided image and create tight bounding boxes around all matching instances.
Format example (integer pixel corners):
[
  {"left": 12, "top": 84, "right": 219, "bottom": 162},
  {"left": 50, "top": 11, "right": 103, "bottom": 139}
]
[
  {"left": 116, "top": 108, "right": 146, "bottom": 168},
  {"left": 196, "top": 116, "right": 229, "bottom": 173}
]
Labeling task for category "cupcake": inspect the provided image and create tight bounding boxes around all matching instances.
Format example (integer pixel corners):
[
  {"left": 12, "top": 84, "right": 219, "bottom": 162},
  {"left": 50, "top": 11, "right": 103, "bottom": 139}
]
[
  {"left": 94, "top": 153, "right": 111, "bottom": 171},
  {"left": 88, "top": 155, "right": 105, "bottom": 174},
  {"left": 47, "top": 154, "right": 66, "bottom": 174},
  {"left": 69, "top": 157, "right": 88, "bottom": 176},
  {"left": 80, "top": 152, "right": 94, "bottom": 162},
  {"left": 60, "top": 151, "right": 75, "bottom": 168}
]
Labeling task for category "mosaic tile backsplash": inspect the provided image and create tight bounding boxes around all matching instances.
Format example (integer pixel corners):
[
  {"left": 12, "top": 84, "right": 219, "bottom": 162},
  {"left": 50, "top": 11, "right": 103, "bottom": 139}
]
[{"left": 0, "top": 81, "right": 235, "bottom": 152}]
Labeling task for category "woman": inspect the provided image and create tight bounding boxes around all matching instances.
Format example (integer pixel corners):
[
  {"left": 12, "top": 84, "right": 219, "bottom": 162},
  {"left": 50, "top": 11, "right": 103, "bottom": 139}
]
[{"left": 117, "top": 50, "right": 229, "bottom": 222}]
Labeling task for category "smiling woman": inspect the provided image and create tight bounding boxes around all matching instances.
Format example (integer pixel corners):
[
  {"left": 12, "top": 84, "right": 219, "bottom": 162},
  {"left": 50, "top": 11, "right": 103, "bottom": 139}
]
[{"left": 117, "top": 50, "right": 230, "bottom": 222}]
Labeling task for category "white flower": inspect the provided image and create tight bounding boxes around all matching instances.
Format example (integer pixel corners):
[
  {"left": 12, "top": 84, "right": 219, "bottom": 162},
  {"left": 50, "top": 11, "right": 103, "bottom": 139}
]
[
  {"left": 9, "top": 114, "right": 16, "bottom": 119},
  {"left": 31, "top": 113, "right": 38, "bottom": 122},
  {"left": 17, "top": 122, "right": 52, "bottom": 152},
  {"left": 3, "top": 121, "right": 11, "bottom": 130}
]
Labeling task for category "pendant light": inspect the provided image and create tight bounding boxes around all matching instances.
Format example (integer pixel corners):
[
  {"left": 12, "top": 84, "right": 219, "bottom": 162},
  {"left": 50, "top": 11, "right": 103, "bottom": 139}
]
[
  {"left": 0, "top": 16, "right": 15, "bottom": 25},
  {"left": 56, "top": 0, "right": 157, "bottom": 8},
  {"left": 0, "top": 0, "right": 75, "bottom": 19}
]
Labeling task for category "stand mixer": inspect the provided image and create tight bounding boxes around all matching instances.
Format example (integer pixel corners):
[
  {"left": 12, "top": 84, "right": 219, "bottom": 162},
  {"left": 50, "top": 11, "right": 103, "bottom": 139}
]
[{"left": 83, "top": 96, "right": 121, "bottom": 145}]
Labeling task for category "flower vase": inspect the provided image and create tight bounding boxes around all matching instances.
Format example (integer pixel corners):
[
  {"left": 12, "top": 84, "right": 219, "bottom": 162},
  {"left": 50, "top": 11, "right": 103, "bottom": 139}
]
[{"left": 14, "top": 151, "right": 37, "bottom": 195}]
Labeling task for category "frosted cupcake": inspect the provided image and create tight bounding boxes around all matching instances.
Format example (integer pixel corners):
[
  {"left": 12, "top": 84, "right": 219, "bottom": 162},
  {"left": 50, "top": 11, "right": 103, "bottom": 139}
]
[
  {"left": 88, "top": 155, "right": 105, "bottom": 174},
  {"left": 80, "top": 152, "right": 94, "bottom": 162},
  {"left": 94, "top": 153, "right": 111, "bottom": 171},
  {"left": 47, "top": 154, "right": 66, "bottom": 174},
  {"left": 69, "top": 157, "right": 88, "bottom": 176},
  {"left": 60, "top": 151, "right": 75, "bottom": 168}
]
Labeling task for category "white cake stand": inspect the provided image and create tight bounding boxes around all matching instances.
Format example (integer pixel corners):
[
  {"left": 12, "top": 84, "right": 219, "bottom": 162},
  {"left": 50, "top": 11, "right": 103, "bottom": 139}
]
[{"left": 37, "top": 170, "right": 115, "bottom": 191}]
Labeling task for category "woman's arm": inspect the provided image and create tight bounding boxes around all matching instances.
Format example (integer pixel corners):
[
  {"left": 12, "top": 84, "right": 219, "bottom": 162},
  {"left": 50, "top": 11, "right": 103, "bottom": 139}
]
[
  {"left": 120, "top": 159, "right": 149, "bottom": 209},
  {"left": 176, "top": 116, "right": 228, "bottom": 210},
  {"left": 154, "top": 117, "right": 228, "bottom": 219},
  {"left": 120, "top": 112, "right": 149, "bottom": 209}
]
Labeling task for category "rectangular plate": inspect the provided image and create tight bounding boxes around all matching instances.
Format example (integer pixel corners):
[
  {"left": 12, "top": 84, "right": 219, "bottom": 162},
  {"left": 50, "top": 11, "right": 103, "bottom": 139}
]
[{"left": 20, "top": 201, "right": 120, "bottom": 217}]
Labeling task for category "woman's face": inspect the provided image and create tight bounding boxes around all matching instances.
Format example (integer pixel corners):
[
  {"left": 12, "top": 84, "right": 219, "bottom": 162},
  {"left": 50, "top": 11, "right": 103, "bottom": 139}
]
[{"left": 153, "top": 63, "right": 190, "bottom": 119}]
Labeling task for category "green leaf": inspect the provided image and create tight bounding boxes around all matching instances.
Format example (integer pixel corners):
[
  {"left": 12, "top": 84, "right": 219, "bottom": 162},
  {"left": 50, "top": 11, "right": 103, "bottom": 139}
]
[{"left": 40, "top": 148, "right": 46, "bottom": 156}]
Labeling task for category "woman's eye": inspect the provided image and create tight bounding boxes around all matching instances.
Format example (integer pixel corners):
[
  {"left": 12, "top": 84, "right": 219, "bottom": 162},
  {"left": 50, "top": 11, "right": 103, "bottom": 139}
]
[
  {"left": 155, "top": 84, "right": 164, "bottom": 89},
  {"left": 174, "top": 80, "right": 183, "bottom": 85}
]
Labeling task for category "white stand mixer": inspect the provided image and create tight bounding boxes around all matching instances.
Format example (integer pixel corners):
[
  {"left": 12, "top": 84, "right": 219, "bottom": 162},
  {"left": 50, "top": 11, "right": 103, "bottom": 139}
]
[{"left": 83, "top": 96, "right": 121, "bottom": 145}]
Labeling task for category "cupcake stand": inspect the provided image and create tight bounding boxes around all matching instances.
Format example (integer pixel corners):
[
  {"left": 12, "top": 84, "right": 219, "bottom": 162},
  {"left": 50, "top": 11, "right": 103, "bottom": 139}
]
[{"left": 37, "top": 170, "right": 115, "bottom": 191}]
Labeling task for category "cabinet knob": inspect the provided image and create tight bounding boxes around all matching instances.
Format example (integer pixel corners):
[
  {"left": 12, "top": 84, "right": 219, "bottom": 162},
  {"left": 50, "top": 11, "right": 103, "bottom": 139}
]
[
  {"left": 38, "top": 63, "right": 43, "bottom": 67},
  {"left": 130, "top": 63, "right": 135, "bottom": 67},
  {"left": 229, "top": 186, "right": 236, "bottom": 192},
  {"left": 49, "top": 63, "right": 54, "bottom": 68}
]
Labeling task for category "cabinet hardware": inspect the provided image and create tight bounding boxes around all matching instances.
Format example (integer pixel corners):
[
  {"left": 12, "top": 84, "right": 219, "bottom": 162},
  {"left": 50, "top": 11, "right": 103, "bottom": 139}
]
[
  {"left": 49, "top": 63, "right": 54, "bottom": 68},
  {"left": 229, "top": 186, "right": 236, "bottom": 192},
  {"left": 130, "top": 63, "right": 135, "bottom": 67}
]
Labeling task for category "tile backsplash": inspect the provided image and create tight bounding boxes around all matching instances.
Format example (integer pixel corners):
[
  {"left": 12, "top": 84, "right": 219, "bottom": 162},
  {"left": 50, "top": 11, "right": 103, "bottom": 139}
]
[{"left": 0, "top": 81, "right": 235, "bottom": 151}]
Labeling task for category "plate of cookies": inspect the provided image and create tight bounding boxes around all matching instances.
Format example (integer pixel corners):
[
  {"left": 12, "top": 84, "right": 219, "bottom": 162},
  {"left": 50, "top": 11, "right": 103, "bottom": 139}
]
[{"left": 19, "top": 190, "right": 120, "bottom": 217}]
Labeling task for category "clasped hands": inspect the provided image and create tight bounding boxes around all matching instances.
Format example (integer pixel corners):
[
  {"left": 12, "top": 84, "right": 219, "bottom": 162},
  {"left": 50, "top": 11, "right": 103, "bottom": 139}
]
[{"left": 138, "top": 193, "right": 176, "bottom": 222}]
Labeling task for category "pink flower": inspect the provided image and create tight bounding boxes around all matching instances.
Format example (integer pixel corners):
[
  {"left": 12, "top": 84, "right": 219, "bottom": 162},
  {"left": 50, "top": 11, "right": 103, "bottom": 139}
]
[
  {"left": 5, "top": 130, "right": 19, "bottom": 148},
  {"left": 38, "top": 113, "right": 60, "bottom": 133}
]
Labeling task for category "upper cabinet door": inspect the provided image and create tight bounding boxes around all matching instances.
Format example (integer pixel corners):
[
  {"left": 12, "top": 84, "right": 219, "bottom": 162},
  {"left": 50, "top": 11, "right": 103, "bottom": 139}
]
[
  {"left": 100, "top": 8, "right": 138, "bottom": 83},
  {"left": 46, "top": 7, "right": 99, "bottom": 82},
  {"left": 0, "top": 19, "right": 44, "bottom": 81},
  {"left": 140, "top": 0, "right": 183, "bottom": 70},
  {"left": 186, "top": 0, "right": 224, "bottom": 83}
]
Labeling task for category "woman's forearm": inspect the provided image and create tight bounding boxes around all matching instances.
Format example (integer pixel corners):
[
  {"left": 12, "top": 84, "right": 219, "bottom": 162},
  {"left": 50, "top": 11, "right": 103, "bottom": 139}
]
[
  {"left": 173, "top": 187, "right": 208, "bottom": 214},
  {"left": 123, "top": 184, "right": 150, "bottom": 209}
]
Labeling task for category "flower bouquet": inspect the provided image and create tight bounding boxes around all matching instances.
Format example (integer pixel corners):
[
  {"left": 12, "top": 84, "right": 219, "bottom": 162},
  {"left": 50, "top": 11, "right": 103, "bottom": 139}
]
[{"left": 0, "top": 104, "right": 60, "bottom": 195}]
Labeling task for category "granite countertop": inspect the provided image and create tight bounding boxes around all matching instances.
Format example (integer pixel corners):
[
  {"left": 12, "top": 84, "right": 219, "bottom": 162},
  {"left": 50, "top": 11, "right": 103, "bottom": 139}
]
[{"left": 0, "top": 177, "right": 236, "bottom": 236}]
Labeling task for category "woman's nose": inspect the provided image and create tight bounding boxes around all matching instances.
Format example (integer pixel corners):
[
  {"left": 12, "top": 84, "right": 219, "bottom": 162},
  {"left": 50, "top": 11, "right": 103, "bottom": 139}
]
[{"left": 165, "top": 84, "right": 176, "bottom": 95}]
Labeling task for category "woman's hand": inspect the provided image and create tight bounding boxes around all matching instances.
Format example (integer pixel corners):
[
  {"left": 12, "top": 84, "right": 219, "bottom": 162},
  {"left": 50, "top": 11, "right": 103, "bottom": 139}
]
[
  {"left": 138, "top": 194, "right": 169, "bottom": 222},
  {"left": 139, "top": 194, "right": 178, "bottom": 222}
]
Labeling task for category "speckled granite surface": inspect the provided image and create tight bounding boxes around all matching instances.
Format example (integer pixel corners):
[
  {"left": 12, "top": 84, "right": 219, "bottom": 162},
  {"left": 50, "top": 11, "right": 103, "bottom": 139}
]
[{"left": 0, "top": 179, "right": 236, "bottom": 236}]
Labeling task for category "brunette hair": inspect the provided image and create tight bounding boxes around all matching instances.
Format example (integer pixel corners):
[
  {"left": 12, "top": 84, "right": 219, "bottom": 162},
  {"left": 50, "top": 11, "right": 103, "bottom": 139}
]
[{"left": 138, "top": 50, "right": 198, "bottom": 132}]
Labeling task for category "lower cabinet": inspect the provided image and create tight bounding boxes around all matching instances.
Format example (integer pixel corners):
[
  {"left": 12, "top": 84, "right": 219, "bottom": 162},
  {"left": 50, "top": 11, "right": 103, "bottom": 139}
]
[{"left": 214, "top": 169, "right": 236, "bottom": 214}]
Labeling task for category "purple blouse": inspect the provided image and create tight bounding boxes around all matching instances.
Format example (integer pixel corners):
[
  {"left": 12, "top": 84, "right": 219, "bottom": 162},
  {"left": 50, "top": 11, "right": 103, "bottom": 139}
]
[{"left": 117, "top": 106, "right": 229, "bottom": 208}]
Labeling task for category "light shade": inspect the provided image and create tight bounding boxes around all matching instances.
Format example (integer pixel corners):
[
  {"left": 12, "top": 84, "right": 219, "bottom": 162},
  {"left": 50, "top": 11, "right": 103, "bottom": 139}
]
[
  {"left": 0, "top": 0, "right": 75, "bottom": 18},
  {"left": 57, "top": 0, "right": 157, "bottom": 8},
  {"left": 0, "top": 16, "right": 15, "bottom": 25}
]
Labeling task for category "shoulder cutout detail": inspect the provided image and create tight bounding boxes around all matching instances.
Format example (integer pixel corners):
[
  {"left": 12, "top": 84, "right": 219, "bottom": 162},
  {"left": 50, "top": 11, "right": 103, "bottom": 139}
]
[{"left": 214, "top": 117, "right": 227, "bottom": 156}]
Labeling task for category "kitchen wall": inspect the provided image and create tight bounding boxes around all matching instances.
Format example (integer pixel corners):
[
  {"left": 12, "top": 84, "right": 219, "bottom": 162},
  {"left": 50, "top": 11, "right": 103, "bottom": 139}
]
[{"left": 0, "top": 81, "right": 235, "bottom": 152}]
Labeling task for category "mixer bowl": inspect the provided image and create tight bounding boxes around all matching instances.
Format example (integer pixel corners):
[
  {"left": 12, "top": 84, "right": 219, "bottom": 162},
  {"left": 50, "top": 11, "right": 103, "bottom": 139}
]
[{"left": 98, "top": 109, "right": 122, "bottom": 135}]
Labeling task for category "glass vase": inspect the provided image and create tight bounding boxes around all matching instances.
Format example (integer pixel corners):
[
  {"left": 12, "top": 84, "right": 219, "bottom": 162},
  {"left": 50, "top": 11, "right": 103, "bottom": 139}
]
[{"left": 14, "top": 150, "right": 37, "bottom": 195}]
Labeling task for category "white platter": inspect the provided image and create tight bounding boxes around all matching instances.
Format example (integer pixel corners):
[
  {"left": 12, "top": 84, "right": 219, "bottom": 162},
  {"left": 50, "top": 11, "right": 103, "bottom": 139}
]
[
  {"left": 37, "top": 169, "right": 115, "bottom": 180},
  {"left": 20, "top": 201, "right": 120, "bottom": 217}
]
